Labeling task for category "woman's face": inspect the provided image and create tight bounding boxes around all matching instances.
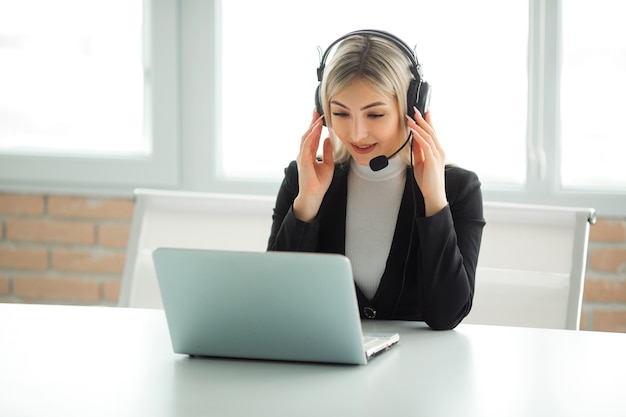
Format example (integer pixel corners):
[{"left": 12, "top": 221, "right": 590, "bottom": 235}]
[{"left": 329, "top": 78, "right": 405, "bottom": 167}]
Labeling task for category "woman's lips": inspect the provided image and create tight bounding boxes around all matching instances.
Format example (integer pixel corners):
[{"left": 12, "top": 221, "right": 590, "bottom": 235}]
[{"left": 351, "top": 143, "right": 376, "bottom": 154}]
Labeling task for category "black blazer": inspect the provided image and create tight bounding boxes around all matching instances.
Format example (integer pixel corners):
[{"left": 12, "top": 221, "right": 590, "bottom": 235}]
[{"left": 267, "top": 161, "right": 485, "bottom": 330}]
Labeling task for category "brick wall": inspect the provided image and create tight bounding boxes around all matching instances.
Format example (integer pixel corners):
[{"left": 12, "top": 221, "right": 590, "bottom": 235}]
[
  {"left": 1, "top": 192, "right": 625, "bottom": 332},
  {"left": 0, "top": 193, "right": 132, "bottom": 306}
]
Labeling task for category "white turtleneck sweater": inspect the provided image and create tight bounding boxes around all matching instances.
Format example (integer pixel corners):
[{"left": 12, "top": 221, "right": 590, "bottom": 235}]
[{"left": 345, "top": 156, "right": 406, "bottom": 300}]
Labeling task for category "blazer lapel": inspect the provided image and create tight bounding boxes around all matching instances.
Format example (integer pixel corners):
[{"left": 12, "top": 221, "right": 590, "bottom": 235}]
[{"left": 317, "top": 163, "right": 349, "bottom": 254}]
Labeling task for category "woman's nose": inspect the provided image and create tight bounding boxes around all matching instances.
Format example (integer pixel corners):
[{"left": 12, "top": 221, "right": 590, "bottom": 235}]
[{"left": 352, "top": 117, "right": 368, "bottom": 142}]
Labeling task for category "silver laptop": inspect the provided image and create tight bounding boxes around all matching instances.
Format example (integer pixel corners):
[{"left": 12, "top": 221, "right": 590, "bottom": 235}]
[{"left": 152, "top": 248, "right": 399, "bottom": 365}]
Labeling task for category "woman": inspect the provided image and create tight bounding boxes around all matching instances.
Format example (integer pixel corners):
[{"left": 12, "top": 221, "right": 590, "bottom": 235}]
[{"left": 267, "top": 30, "right": 485, "bottom": 330}]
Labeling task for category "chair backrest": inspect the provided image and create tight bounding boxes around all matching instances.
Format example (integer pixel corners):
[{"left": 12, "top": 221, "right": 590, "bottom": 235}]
[
  {"left": 465, "top": 202, "right": 595, "bottom": 330},
  {"left": 120, "top": 191, "right": 595, "bottom": 330},
  {"left": 118, "top": 189, "right": 275, "bottom": 308}
]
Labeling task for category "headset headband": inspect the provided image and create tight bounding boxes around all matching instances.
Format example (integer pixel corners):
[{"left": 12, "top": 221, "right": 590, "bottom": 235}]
[{"left": 316, "top": 29, "right": 424, "bottom": 84}]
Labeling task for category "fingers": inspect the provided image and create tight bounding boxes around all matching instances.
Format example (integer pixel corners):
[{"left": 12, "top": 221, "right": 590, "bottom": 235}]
[
  {"left": 321, "top": 137, "right": 334, "bottom": 166},
  {"left": 407, "top": 107, "right": 436, "bottom": 139},
  {"left": 300, "top": 114, "right": 324, "bottom": 158},
  {"left": 311, "top": 108, "right": 322, "bottom": 124},
  {"left": 405, "top": 108, "right": 444, "bottom": 162},
  {"left": 410, "top": 136, "right": 424, "bottom": 165},
  {"left": 424, "top": 109, "right": 432, "bottom": 125}
]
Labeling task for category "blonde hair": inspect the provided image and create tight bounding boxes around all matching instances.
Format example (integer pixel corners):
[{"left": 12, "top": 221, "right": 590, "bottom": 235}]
[{"left": 320, "top": 34, "right": 415, "bottom": 165}]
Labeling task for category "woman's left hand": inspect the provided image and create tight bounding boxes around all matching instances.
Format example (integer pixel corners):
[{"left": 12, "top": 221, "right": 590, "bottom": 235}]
[{"left": 406, "top": 107, "right": 448, "bottom": 217}]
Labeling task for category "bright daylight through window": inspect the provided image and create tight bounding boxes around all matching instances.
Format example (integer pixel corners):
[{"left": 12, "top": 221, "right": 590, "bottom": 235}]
[
  {"left": 560, "top": 0, "right": 626, "bottom": 190},
  {"left": 0, "top": 0, "right": 145, "bottom": 156},
  {"left": 219, "top": 0, "right": 528, "bottom": 186}
]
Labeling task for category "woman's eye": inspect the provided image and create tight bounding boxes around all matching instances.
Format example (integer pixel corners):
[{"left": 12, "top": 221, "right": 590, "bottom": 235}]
[
  {"left": 332, "top": 112, "right": 349, "bottom": 118},
  {"left": 368, "top": 113, "right": 384, "bottom": 119}
]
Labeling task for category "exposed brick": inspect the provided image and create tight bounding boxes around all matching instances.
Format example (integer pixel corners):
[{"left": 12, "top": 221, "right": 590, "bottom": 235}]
[
  {"left": 0, "top": 247, "right": 48, "bottom": 270},
  {"left": 590, "top": 248, "right": 626, "bottom": 273},
  {"left": 103, "top": 279, "right": 121, "bottom": 303},
  {"left": 14, "top": 276, "right": 100, "bottom": 302},
  {"left": 52, "top": 249, "right": 126, "bottom": 274},
  {"left": 589, "top": 218, "right": 626, "bottom": 242},
  {"left": 48, "top": 196, "right": 134, "bottom": 219},
  {"left": 98, "top": 223, "right": 131, "bottom": 248},
  {"left": 7, "top": 219, "right": 95, "bottom": 245},
  {"left": 592, "top": 309, "right": 626, "bottom": 333},
  {"left": 0, "top": 193, "right": 45, "bottom": 215},
  {"left": 584, "top": 278, "right": 626, "bottom": 303},
  {"left": 0, "top": 276, "right": 9, "bottom": 295}
]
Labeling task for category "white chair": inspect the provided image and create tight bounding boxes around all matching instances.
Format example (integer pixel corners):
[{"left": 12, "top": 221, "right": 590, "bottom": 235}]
[
  {"left": 118, "top": 188, "right": 275, "bottom": 309},
  {"left": 120, "top": 190, "right": 595, "bottom": 330},
  {"left": 464, "top": 202, "right": 595, "bottom": 330}
]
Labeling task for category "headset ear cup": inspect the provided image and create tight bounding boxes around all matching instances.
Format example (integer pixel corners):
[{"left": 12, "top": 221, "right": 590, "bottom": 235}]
[
  {"left": 416, "top": 81, "right": 431, "bottom": 117},
  {"left": 314, "top": 84, "right": 327, "bottom": 125},
  {"left": 406, "top": 79, "right": 421, "bottom": 119}
]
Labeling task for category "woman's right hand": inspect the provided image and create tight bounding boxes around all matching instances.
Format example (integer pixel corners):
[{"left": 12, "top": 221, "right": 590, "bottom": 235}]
[{"left": 293, "top": 110, "right": 334, "bottom": 222}]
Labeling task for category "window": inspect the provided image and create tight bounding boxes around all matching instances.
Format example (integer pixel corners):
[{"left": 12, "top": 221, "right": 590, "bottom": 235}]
[
  {"left": 560, "top": 0, "right": 626, "bottom": 190},
  {"left": 0, "top": 0, "right": 144, "bottom": 156},
  {"left": 1, "top": 1, "right": 624, "bottom": 216},
  {"left": 0, "top": 0, "right": 179, "bottom": 192}
]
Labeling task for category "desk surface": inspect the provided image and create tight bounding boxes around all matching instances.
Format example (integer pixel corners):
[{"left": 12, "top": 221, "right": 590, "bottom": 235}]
[{"left": 1, "top": 303, "right": 625, "bottom": 417}]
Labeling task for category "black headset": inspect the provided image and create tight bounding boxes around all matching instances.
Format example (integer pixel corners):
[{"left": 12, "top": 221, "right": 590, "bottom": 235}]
[{"left": 314, "top": 29, "right": 431, "bottom": 122}]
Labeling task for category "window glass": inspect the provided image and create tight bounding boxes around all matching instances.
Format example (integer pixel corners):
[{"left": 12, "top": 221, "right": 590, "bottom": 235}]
[
  {"left": 0, "top": 0, "right": 145, "bottom": 156},
  {"left": 220, "top": 1, "right": 528, "bottom": 185},
  {"left": 560, "top": 0, "right": 626, "bottom": 190}
]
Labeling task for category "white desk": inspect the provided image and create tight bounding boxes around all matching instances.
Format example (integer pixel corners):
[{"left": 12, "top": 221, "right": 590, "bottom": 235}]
[{"left": 1, "top": 303, "right": 625, "bottom": 417}]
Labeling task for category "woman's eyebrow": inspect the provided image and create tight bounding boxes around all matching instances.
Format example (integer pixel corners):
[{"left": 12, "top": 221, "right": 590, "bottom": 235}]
[
  {"left": 329, "top": 100, "right": 388, "bottom": 110},
  {"left": 360, "top": 102, "right": 387, "bottom": 111},
  {"left": 330, "top": 100, "right": 348, "bottom": 109}
]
